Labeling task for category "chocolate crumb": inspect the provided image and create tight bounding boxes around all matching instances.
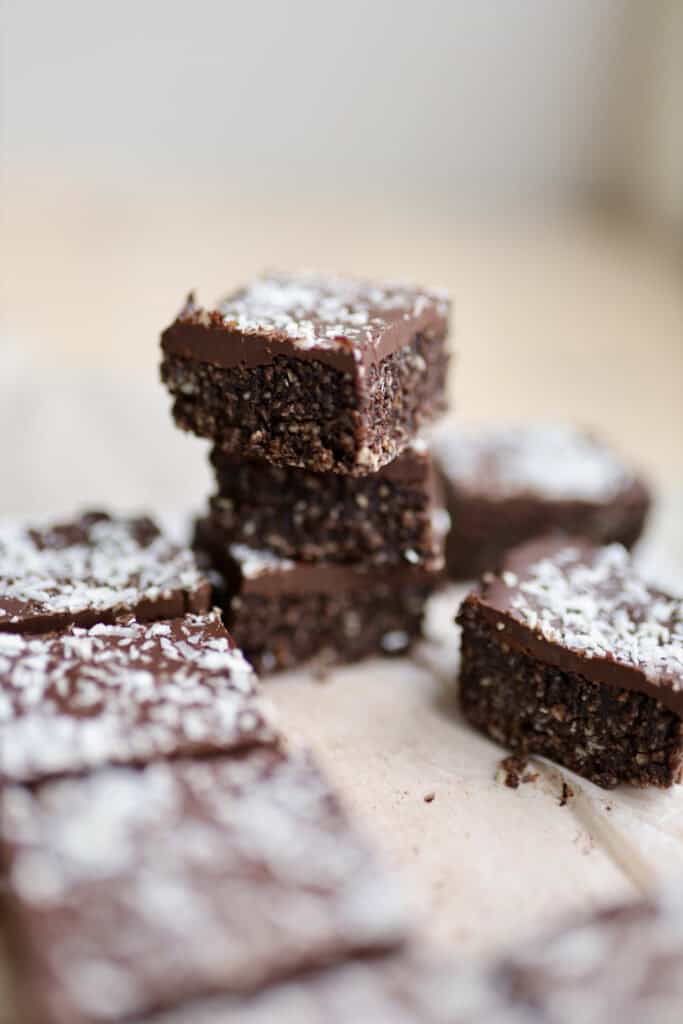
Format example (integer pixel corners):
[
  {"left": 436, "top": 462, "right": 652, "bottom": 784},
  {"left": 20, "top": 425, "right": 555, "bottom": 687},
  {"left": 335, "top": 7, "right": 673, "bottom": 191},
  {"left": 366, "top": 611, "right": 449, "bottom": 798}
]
[
  {"left": 423, "top": 792, "right": 435, "bottom": 803},
  {"left": 559, "top": 782, "right": 574, "bottom": 807},
  {"left": 498, "top": 755, "right": 529, "bottom": 789}
]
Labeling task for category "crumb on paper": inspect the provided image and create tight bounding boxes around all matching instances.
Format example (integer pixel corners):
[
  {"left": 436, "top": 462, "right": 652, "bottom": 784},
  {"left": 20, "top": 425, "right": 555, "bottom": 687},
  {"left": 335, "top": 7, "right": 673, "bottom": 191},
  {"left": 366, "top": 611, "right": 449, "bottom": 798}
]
[
  {"left": 423, "top": 792, "right": 435, "bottom": 803},
  {"left": 497, "top": 755, "right": 529, "bottom": 789},
  {"left": 559, "top": 782, "right": 574, "bottom": 807}
]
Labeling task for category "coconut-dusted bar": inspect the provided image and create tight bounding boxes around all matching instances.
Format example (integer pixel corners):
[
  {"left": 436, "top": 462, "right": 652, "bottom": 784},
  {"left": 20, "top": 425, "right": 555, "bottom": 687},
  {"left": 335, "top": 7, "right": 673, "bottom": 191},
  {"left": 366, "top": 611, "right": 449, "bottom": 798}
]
[
  {"left": 1, "top": 749, "right": 408, "bottom": 1024},
  {"left": 127, "top": 954, "right": 529, "bottom": 1024},
  {"left": 195, "top": 520, "right": 440, "bottom": 674},
  {"left": 458, "top": 538, "right": 683, "bottom": 788},
  {"left": 0, "top": 511, "right": 211, "bottom": 634},
  {"left": 209, "top": 439, "right": 446, "bottom": 568},
  {"left": 0, "top": 611, "right": 278, "bottom": 785},
  {"left": 161, "top": 273, "right": 450, "bottom": 475},
  {"left": 132, "top": 889, "right": 683, "bottom": 1024},
  {"left": 497, "top": 887, "right": 683, "bottom": 1024},
  {"left": 431, "top": 422, "right": 650, "bottom": 579}
]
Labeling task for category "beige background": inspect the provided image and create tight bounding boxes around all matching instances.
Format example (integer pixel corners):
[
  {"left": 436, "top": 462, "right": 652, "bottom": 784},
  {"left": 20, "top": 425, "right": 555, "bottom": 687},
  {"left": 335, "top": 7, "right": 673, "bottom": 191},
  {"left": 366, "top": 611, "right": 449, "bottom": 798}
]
[{"left": 4, "top": 199, "right": 681, "bottom": 488}]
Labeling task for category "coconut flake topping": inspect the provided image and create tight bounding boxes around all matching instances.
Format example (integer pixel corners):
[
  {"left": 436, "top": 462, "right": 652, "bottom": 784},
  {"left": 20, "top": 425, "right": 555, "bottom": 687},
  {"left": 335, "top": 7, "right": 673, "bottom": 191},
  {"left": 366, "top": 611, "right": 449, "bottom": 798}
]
[
  {"left": 432, "top": 423, "right": 634, "bottom": 502},
  {"left": 215, "top": 272, "right": 449, "bottom": 354},
  {"left": 504, "top": 544, "right": 683, "bottom": 687},
  {"left": 0, "top": 611, "right": 277, "bottom": 782}
]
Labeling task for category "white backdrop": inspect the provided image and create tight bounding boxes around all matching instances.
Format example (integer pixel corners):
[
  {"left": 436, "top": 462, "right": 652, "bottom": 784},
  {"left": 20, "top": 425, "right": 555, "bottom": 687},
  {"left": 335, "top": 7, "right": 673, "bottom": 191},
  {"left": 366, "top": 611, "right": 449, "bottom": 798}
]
[{"left": 3, "top": 0, "right": 639, "bottom": 209}]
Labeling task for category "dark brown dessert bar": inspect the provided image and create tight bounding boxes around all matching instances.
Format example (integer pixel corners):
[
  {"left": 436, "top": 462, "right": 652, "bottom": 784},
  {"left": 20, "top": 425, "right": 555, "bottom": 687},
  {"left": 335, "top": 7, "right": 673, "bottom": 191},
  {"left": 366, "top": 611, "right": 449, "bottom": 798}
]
[
  {"left": 209, "top": 439, "right": 448, "bottom": 568},
  {"left": 161, "top": 273, "right": 450, "bottom": 475},
  {"left": 0, "top": 611, "right": 278, "bottom": 784},
  {"left": 195, "top": 520, "right": 440, "bottom": 674},
  {"left": 431, "top": 422, "right": 650, "bottom": 579},
  {"left": 129, "top": 953, "right": 534, "bottom": 1024},
  {"left": 457, "top": 538, "right": 683, "bottom": 788},
  {"left": 132, "top": 888, "right": 683, "bottom": 1024},
  {"left": 497, "top": 887, "right": 683, "bottom": 1024},
  {"left": 1, "top": 748, "right": 408, "bottom": 1024},
  {"left": 0, "top": 511, "right": 211, "bottom": 634}
]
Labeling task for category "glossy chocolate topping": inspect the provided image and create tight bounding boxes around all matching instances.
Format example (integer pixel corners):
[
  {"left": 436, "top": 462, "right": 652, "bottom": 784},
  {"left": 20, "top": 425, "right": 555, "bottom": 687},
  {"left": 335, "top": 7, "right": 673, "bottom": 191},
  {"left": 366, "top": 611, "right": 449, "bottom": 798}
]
[
  {"left": 2, "top": 749, "right": 407, "bottom": 1020},
  {"left": 0, "top": 611, "right": 278, "bottom": 784},
  {"left": 0, "top": 511, "right": 211, "bottom": 634},
  {"left": 196, "top": 519, "right": 441, "bottom": 599},
  {"left": 161, "top": 273, "right": 450, "bottom": 373},
  {"left": 432, "top": 421, "right": 640, "bottom": 503},
  {"left": 464, "top": 537, "right": 683, "bottom": 716}
]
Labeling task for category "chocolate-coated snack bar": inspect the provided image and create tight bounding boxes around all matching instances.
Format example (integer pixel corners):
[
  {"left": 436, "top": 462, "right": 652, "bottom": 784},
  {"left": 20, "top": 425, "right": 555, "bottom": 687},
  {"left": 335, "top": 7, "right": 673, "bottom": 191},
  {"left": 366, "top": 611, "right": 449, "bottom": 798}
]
[
  {"left": 195, "top": 520, "right": 440, "bottom": 674},
  {"left": 209, "top": 439, "right": 447, "bottom": 568},
  {"left": 0, "top": 611, "right": 277, "bottom": 784},
  {"left": 133, "top": 888, "right": 683, "bottom": 1024},
  {"left": 497, "top": 887, "right": 683, "bottom": 1024},
  {"left": 431, "top": 422, "right": 650, "bottom": 579},
  {"left": 1, "top": 749, "right": 408, "bottom": 1023},
  {"left": 128, "top": 953, "right": 534, "bottom": 1024},
  {"left": 457, "top": 537, "right": 683, "bottom": 788},
  {"left": 161, "top": 273, "right": 450, "bottom": 475},
  {"left": 0, "top": 511, "right": 211, "bottom": 634}
]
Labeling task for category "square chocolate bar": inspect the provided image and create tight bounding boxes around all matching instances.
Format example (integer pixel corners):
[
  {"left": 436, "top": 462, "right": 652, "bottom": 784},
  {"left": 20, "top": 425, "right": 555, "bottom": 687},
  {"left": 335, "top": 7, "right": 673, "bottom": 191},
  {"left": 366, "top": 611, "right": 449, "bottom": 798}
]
[
  {"left": 0, "top": 511, "right": 211, "bottom": 634},
  {"left": 195, "top": 520, "right": 440, "bottom": 674},
  {"left": 431, "top": 422, "right": 650, "bottom": 579},
  {"left": 457, "top": 538, "right": 683, "bottom": 788},
  {"left": 1, "top": 749, "right": 407, "bottom": 1023},
  {"left": 133, "top": 888, "right": 683, "bottom": 1024},
  {"left": 208, "top": 439, "right": 447, "bottom": 569},
  {"left": 0, "top": 611, "right": 277, "bottom": 784},
  {"left": 161, "top": 273, "right": 450, "bottom": 475},
  {"left": 127, "top": 954, "right": 509, "bottom": 1024},
  {"left": 496, "top": 888, "right": 683, "bottom": 1023}
]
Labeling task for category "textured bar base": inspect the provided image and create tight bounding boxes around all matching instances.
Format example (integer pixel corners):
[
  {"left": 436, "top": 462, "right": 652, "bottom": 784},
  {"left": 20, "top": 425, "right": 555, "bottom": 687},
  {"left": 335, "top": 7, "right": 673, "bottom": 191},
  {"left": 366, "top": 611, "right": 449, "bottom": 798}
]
[
  {"left": 220, "top": 578, "right": 435, "bottom": 675},
  {"left": 208, "top": 452, "right": 443, "bottom": 568},
  {"left": 161, "top": 330, "right": 448, "bottom": 475},
  {"left": 458, "top": 605, "right": 683, "bottom": 789}
]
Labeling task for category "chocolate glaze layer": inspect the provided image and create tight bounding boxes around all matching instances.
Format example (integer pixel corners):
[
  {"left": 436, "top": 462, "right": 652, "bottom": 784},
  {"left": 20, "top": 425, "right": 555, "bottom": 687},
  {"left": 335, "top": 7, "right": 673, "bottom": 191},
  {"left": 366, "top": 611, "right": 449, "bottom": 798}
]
[
  {"left": 195, "top": 519, "right": 441, "bottom": 598},
  {"left": 498, "top": 888, "right": 683, "bottom": 1021},
  {"left": 0, "top": 511, "right": 211, "bottom": 634},
  {"left": 0, "top": 611, "right": 278, "bottom": 785},
  {"left": 161, "top": 274, "right": 450, "bottom": 374},
  {"left": 461, "top": 537, "right": 683, "bottom": 717},
  {"left": 2, "top": 749, "right": 408, "bottom": 1023}
]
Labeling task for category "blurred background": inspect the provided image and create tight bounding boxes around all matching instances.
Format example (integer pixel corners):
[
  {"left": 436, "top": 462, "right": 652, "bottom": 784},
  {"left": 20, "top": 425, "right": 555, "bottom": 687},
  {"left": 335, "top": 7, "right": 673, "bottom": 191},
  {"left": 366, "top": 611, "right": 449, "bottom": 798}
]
[{"left": 1, "top": 0, "right": 682, "bottom": 513}]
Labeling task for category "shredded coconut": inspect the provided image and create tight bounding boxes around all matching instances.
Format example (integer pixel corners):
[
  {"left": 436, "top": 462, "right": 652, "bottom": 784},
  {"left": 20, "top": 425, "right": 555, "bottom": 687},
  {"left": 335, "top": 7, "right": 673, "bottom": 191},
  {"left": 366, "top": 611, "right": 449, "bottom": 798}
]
[
  {"left": 230, "top": 544, "right": 296, "bottom": 580},
  {"left": 505, "top": 544, "right": 683, "bottom": 687},
  {"left": 0, "top": 611, "right": 278, "bottom": 783},
  {"left": 1, "top": 750, "right": 407, "bottom": 1017},
  {"left": 214, "top": 272, "right": 448, "bottom": 355},
  {"left": 432, "top": 423, "right": 634, "bottom": 502},
  {"left": 0, "top": 513, "right": 207, "bottom": 626}
]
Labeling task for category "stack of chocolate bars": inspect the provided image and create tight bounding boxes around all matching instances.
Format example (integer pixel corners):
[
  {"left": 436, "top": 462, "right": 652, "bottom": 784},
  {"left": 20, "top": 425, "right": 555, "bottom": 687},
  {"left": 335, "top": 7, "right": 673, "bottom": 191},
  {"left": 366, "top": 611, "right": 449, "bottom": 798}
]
[{"left": 160, "top": 273, "right": 452, "bottom": 673}]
